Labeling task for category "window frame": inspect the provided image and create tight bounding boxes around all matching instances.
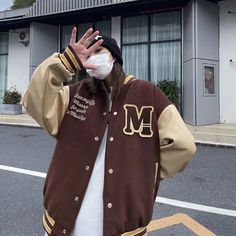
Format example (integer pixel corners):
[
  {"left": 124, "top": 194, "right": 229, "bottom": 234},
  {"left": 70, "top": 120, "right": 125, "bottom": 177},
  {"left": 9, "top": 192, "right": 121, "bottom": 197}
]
[
  {"left": 0, "top": 32, "right": 9, "bottom": 101},
  {"left": 60, "top": 19, "right": 112, "bottom": 52},
  {"left": 121, "top": 9, "right": 182, "bottom": 83}
]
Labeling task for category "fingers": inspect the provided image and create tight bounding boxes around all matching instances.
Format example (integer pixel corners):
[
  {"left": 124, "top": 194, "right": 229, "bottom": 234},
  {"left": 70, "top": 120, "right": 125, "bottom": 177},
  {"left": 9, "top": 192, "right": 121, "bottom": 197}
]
[
  {"left": 87, "top": 39, "right": 103, "bottom": 54},
  {"left": 78, "top": 28, "right": 99, "bottom": 48},
  {"left": 78, "top": 28, "right": 93, "bottom": 45},
  {"left": 83, "top": 30, "right": 100, "bottom": 48},
  {"left": 70, "top": 27, "right": 77, "bottom": 45}
]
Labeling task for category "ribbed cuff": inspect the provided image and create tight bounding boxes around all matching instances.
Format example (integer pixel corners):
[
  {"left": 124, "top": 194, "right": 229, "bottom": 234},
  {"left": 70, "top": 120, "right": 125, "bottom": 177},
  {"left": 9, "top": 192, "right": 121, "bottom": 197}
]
[{"left": 59, "top": 45, "right": 84, "bottom": 73}]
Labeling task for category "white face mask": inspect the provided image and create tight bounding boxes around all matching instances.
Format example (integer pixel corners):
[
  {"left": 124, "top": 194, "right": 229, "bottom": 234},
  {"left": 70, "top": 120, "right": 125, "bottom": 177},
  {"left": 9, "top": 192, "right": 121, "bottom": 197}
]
[{"left": 86, "top": 53, "right": 114, "bottom": 80}]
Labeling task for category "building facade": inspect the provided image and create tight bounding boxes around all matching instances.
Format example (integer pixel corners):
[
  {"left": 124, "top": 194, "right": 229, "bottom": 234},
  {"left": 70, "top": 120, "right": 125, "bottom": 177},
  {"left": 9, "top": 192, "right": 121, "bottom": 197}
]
[{"left": 0, "top": 0, "right": 235, "bottom": 125}]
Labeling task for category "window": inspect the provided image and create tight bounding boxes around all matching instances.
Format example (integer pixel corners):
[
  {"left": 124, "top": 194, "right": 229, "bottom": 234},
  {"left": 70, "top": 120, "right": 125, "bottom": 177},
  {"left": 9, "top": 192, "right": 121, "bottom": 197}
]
[
  {"left": 122, "top": 15, "right": 149, "bottom": 80},
  {"left": 0, "top": 32, "right": 8, "bottom": 102},
  {"left": 61, "top": 25, "right": 74, "bottom": 51},
  {"left": 122, "top": 11, "right": 181, "bottom": 83},
  {"left": 61, "top": 20, "right": 111, "bottom": 51}
]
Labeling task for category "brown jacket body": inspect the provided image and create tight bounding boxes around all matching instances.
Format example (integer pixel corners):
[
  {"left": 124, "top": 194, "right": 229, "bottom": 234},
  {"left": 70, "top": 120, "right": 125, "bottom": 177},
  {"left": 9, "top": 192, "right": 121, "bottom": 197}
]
[{"left": 23, "top": 46, "right": 196, "bottom": 236}]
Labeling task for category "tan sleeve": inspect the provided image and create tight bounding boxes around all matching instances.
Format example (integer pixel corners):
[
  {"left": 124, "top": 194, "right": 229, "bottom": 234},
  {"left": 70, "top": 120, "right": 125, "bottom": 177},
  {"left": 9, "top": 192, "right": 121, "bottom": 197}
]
[
  {"left": 22, "top": 53, "right": 72, "bottom": 136},
  {"left": 158, "top": 104, "right": 196, "bottom": 179},
  {"left": 22, "top": 46, "right": 83, "bottom": 137}
]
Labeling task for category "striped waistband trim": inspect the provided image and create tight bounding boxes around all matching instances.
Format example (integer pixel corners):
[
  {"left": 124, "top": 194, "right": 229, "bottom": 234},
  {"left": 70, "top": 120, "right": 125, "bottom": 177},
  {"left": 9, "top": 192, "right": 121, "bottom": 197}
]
[
  {"left": 45, "top": 210, "right": 55, "bottom": 226},
  {"left": 42, "top": 210, "right": 56, "bottom": 235},
  {"left": 121, "top": 226, "right": 147, "bottom": 236},
  {"left": 42, "top": 213, "right": 52, "bottom": 235}
]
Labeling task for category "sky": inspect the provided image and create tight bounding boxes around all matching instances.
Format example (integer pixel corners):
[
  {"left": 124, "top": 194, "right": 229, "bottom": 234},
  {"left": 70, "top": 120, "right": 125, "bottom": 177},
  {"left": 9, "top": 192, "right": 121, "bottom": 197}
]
[{"left": 0, "top": 0, "right": 13, "bottom": 11}]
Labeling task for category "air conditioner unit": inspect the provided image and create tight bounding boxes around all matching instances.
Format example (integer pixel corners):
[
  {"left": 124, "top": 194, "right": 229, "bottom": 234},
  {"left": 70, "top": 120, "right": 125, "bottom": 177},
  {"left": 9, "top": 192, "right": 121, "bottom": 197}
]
[{"left": 18, "top": 31, "right": 29, "bottom": 46}]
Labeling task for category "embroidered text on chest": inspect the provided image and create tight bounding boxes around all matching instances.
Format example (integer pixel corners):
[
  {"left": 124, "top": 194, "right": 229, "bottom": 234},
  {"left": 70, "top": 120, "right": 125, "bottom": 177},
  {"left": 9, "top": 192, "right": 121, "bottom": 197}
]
[
  {"left": 123, "top": 104, "right": 154, "bottom": 138},
  {"left": 66, "top": 93, "right": 95, "bottom": 121}
]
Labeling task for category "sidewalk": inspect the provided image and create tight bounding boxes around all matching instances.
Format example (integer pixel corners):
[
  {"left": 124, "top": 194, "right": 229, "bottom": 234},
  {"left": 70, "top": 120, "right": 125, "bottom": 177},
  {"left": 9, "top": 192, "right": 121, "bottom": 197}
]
[
  {"left": 0, "top": 113, "right": 39, "bottom": 128},
  {"left": 187, "top": 123, "right": 236, "bottom": 147},
  {"left": 0, "top": 113, "right": 236, "bottom": 147}
]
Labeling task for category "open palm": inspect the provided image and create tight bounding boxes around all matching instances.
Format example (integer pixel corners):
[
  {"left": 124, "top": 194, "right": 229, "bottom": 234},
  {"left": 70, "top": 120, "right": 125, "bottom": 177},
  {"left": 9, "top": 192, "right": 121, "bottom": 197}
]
[{"left": 69, "top": 27, "right": 103, "bottom": 70}]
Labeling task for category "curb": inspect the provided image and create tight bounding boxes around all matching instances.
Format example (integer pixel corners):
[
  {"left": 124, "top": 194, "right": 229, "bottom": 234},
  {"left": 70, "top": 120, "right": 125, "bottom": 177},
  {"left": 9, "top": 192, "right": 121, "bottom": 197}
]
[
  {"left": 0, "top": 122, "right": 41, "bottom": 129},
  {"left": 196, "top": 141, "right": 236, "bottom": 149}
]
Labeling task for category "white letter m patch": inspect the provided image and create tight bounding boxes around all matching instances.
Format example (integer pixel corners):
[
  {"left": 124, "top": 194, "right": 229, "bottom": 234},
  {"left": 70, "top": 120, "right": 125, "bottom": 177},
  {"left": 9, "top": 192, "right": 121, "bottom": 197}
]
[{"left": 123, "top": 104, "right": 154, "bottom": 138}]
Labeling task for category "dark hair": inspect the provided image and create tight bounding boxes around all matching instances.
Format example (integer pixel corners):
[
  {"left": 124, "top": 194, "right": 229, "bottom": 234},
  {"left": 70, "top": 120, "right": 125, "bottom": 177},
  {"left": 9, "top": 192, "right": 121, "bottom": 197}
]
[{"left": 83, "top": 61, "right": 126, "bottom": 100}]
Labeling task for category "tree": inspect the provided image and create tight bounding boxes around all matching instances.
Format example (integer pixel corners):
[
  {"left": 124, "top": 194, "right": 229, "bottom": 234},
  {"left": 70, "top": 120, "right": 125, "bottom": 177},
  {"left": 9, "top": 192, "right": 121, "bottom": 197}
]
[{"left": 11, "top": 0, "right": 36, "bottom": 9}]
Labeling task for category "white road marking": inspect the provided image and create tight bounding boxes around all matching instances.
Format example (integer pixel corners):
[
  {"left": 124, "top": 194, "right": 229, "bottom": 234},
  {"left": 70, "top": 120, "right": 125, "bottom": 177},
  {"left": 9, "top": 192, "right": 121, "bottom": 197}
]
[
  {"left": 156, "top": 196, "right": 236, "bottom": 217},
  {"left": 0, "top": 165, "right": 46, "bottom": 178},
  {"left": 1, "top": 164, "right": 236, "bottom": 217}
]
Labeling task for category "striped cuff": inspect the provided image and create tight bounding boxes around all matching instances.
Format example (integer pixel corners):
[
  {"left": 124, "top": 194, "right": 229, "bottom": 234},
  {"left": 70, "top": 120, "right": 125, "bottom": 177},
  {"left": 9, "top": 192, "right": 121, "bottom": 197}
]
[{"left": 59, "top": 45, "right": 84, "bottom": 73}]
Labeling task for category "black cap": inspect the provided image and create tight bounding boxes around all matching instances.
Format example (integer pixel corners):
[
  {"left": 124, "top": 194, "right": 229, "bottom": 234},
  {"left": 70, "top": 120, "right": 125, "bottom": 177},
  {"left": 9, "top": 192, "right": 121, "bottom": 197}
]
[{"left": 89, "top": 35, "right": 123, "bottom": 66}]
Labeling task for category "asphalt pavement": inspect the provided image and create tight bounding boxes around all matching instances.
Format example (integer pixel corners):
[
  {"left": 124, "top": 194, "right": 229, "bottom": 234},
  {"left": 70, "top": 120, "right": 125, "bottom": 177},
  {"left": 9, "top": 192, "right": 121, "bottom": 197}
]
[{"left": 0, "top": 125, "right": 236, "bottom": 236}]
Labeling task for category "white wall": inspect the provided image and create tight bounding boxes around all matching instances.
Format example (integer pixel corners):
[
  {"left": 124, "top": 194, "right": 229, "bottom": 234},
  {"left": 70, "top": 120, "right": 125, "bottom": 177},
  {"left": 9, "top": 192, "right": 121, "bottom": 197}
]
[
  {"left": 219, "top": 0, "right": 236, "bottom": 124},
  {"left": 7, "top": 28, "right": 30, "bottom": 96}
]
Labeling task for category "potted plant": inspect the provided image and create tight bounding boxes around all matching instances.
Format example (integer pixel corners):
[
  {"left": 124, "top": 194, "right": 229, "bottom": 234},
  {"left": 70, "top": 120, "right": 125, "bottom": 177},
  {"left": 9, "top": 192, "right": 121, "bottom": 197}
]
[
  {"left": 157, "top": 79, "right": 180, "bottom": 110},
  {"left": 0, "top": 86, "right": 22, "bottom": 114}
]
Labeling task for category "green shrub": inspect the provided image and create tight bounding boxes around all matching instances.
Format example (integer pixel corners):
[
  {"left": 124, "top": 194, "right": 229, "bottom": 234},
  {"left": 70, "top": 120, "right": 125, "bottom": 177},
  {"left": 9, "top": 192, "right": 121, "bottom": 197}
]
[
  {"left": 11, "top": 0, "right": 36, "bottom": 9},
  {"left": 157, "top": 79, "right": 180, "bottom": 107},
  {"left": 3, "top": 87, "right": 22, "bottom": 104}
]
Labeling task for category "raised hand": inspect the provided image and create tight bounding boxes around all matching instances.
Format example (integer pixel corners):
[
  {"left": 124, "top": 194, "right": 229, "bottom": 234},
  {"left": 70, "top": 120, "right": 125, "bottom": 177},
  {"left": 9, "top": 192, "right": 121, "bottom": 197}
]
[{"left": 69, "top": 27, "right": 103, "bottom": 70}]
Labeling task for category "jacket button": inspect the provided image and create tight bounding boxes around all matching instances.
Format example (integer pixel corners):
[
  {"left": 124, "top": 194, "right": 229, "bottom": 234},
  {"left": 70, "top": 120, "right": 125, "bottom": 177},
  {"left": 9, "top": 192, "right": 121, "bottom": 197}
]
[
  {"left": 107, "top": 203, "right": 112, "bottom": 208},
  {"left": 109, "top": 137, "right": 114, "bottom": 142},
  {"left": 113, "top": 111, "right": 118, "bottom": 115},
  {"left": 85, "top": 165, "right": 90, "bottom": 171},
  {"left": 62, "top": 229, "right": 67, "bottom": 234},
  {"left": 75, "top": 196, "right": 79, "bottom": 201},
  {"left": 108, "top": 169, "right": 113, "bottom": 174},
  {"left": 103, "top": 112, "right": 107, "bottom": 116},
  {"left": 94, "top": 137, "right": 99, "bottom": 141}
]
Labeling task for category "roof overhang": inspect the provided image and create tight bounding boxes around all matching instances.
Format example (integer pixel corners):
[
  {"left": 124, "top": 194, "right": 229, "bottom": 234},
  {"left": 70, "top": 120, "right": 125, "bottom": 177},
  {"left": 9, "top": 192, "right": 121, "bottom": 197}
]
[{"left": 0, "top": 0, "right": 223, "bottom": 31}]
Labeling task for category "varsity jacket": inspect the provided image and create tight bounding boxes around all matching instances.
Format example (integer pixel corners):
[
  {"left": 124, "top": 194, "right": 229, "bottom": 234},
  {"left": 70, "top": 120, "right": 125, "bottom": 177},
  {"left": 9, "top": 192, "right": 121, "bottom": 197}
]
[{"left": 22, "top": 46, "right": 196, "bottom": 236}]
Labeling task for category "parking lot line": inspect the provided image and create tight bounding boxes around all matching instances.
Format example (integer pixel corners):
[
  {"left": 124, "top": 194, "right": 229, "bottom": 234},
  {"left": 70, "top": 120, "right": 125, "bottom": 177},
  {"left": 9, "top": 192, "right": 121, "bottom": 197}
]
[
  {"left": 0, "top": 164, "right": 46, "bottom": 178},
  {"left": 156, "top": 196, "right": 236, "bottom": 217},
  {"left": 147, "top": 213, "right": 217, "bottom": 236},
  {"left": 1, "top": 164, "right": 236, "bottom": 218}
]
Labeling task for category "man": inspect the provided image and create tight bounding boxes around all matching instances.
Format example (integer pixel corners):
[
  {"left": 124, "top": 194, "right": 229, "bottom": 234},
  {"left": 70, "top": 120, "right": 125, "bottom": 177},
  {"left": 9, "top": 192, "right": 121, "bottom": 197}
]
[{"left": 23, "top": 27, "right": 196, "bottom": 236}]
